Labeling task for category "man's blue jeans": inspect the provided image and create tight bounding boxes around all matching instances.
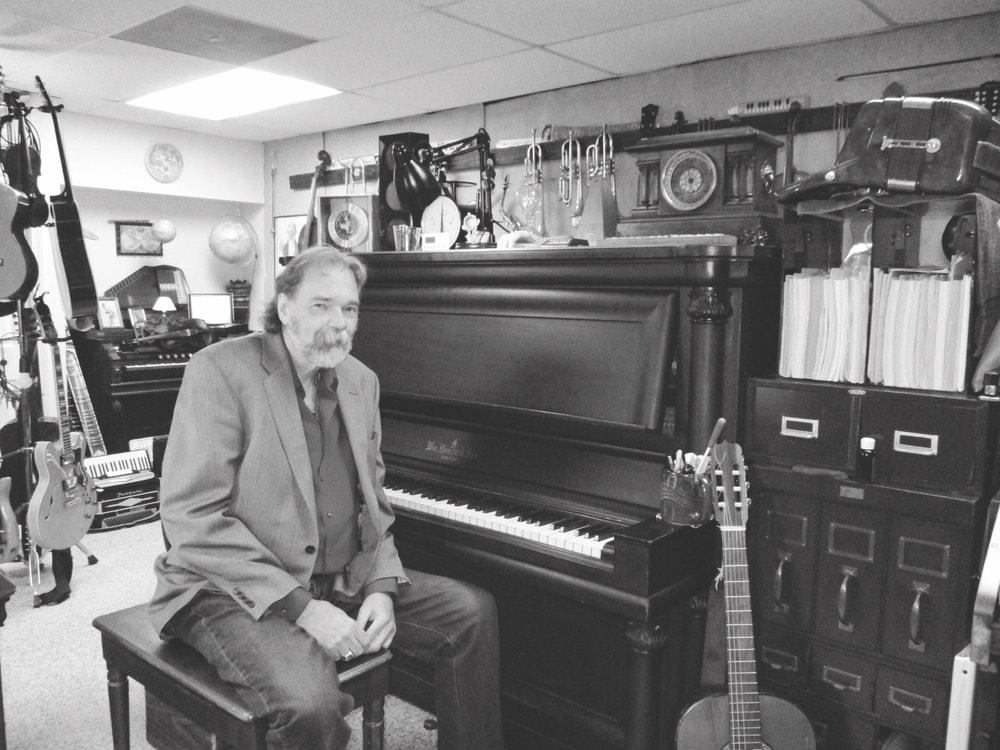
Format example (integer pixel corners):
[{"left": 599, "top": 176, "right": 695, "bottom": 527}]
[{"left": 166, "top": 569, "right": 503, "bottom": 750}]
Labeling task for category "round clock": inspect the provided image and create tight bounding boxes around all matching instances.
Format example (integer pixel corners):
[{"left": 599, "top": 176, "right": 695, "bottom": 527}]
[
  {"left": 327, "top": 201, "right": 370, "bottom": 250},
  {"left": 420, "top": 195, "right": 461, "bottom": 249},
  {"left": 660, "top": 149, "right": 717, "bottom": 212}
]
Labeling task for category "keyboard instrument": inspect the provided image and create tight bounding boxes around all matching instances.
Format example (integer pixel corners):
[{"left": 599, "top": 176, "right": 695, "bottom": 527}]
[
  {"left": 83, "top": 449, "right": 159, "bottom": 532},
  {"left": 351, "top": 243, "right": 781, "bottom": 749}
]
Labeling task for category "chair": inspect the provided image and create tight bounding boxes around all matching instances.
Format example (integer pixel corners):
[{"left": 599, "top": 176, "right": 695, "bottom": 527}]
[{"left": 93, "top": 603, "right": 390, "bottom": 750}]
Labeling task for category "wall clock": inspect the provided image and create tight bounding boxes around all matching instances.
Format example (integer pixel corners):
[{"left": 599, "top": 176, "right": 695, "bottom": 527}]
[
  {"left": 145, "top": 142, "right": 183, "bottom": 183},
  {"left": 660, "top": 148, "right": 717, "bottom": 212}
]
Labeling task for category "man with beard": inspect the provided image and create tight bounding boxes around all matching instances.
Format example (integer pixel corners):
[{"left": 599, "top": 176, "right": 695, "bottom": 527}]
[{"left": 149, "top": 247, "right": 503, "bottom": 750}]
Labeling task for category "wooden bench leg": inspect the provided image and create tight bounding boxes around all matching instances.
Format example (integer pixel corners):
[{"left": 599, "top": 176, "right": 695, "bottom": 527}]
[
  {"left": 362, "top": 696, "right": 385, "bottom": 750},
  {"left": 106, "top": 664, "right": 130, "bottom": 750}
]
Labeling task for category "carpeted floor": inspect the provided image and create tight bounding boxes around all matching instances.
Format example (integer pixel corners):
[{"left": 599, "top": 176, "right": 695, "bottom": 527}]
[{"left": 0, "top": 520, "right": 438, "bottom": 749}]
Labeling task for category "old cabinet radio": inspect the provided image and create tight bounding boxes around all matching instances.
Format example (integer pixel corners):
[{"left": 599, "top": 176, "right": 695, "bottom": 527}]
[{"left": 619, "top": 126, "right": 782, "bottom": 241}]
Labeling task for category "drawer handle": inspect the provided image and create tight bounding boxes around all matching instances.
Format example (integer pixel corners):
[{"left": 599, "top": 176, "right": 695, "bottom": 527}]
[
  {"left": 887, "top": 686, "right": 932, "bottom": 716},
  {"left": 773, "top": 553, "right": 791, "bottom": 614},
  {"left": 821, "top": 665, "right": 861, "bottom": 693},
  {"left": 761, "top": 646, "right": 798, "bottom": 673},
  {"left": 781, "top": 416, "right": 819, "bottom": 440},
  {"left": 909, "top": 583, "right": 929, "bottom": 651},
  {"left": 893, "top": 430, "right": 939, "bottom": 456},
  {"left": 837, "top": 568, "right": 856, "bottom": 632}
]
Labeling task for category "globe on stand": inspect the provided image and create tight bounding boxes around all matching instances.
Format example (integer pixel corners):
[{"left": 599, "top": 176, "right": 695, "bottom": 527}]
[{"left": 208, "top": 216, "right": 257, "bottom": 266}]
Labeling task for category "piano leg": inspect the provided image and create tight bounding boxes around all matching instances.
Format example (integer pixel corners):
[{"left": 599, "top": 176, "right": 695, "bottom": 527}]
[{"left": 623, "top": 621, "right": 669, "bottom": 750}]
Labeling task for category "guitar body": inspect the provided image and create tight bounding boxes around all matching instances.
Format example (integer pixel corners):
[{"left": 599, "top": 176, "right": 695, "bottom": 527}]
[
  {"left": 0, "top": 181, "right": 41, "bottom": 307},
  {"left": 26, "top": 431, "right": 96, "bottom": 550},
  {"left": 677, "top": 692, "right": 816, "bottom": 750},
  {"left": 0, "top": 477, "right": 19, "bottom": 563}
]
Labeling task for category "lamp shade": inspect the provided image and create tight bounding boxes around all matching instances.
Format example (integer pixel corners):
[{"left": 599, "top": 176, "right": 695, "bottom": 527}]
[
  {"left": 152, "top": 296, "right": 176, "bottom": 314},
  {"left": 391, "top": 142, "right": 440, "bottom": 215}
]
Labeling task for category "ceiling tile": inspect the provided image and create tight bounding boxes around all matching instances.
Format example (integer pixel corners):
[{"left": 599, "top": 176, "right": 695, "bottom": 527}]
[
  {"left": 235, "top": 92, "right": 432, "bottom": 136},
  {"left": 866, "top": 0, "right": 1000, "bottom": 25},
  {"left": 111, "top": 6, "right": 316, "bottom": 65},
  {"left": 28, "top": 38, "right": 231, "bottom": 108},
  {"left": 442, "top": 0, "right": 744, "bottom": 45},
  {"left": 256, "top": 9, "right": 528, "bottom": 91},
  {"left": 359, "top": 48, "right": 611, "bottom": 112},
  {"left": 551, "top": 0, "right": 887, "bottom": 75}
]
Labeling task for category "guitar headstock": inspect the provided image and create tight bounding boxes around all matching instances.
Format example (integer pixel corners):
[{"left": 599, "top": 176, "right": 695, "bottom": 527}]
[
  {"left": 32, "top": 293, "right": 60, "bottom": 344},
  {"left": 711, "top": 441, "right": 750, "bottom": 529}
]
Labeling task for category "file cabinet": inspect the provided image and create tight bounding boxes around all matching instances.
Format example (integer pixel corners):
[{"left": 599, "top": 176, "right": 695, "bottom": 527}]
[{"left": 745, "top": 376, "right": 1000, "bottom": 749}]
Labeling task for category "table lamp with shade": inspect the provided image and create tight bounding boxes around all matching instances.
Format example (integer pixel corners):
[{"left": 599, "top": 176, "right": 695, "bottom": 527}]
[{"left": 152, "top": 295, "right": 176, "bottom": 324}]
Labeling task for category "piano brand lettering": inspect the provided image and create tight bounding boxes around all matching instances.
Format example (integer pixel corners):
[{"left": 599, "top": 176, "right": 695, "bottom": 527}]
[{"left": 424, "top": 439, "right": 477, "bottom": 462}]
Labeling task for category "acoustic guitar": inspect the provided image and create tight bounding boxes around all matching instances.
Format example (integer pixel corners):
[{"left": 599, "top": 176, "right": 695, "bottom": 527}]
[
  {"left": 36, "top": 77, "right": 99, "bottom": 320},
  {"left": 26, "top": 295, "right": 96, "bottom": 550},
  {"left": 676, "top": 441, "right": 815, "bottom": 750},
  {"left": 0, "top": 79, "right": 41, "bottom": 313}
]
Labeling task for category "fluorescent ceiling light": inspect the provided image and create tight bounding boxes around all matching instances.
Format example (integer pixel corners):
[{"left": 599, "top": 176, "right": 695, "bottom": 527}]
[{"left": 128, "top": 68, "right": 339, "bottom": 120}]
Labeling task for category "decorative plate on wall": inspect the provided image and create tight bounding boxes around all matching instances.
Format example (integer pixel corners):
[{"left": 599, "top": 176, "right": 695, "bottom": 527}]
[{"left": 145, "top": 142, "right": 184, "bottom": 183}]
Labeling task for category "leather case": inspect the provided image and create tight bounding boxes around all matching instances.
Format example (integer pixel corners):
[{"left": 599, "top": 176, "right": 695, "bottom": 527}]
[{"left": 778, "top": 96, "right": 1000, "bottom": 204}]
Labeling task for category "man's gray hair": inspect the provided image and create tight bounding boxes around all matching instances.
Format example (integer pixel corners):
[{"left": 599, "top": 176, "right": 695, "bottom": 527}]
[{"left": 262, "top": 246, "right": 368, "bottom": 332}]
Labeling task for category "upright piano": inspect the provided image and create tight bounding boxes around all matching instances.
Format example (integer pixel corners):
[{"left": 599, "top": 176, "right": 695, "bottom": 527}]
[{"left": 349, "top": 243, "right": 782, "bottom": 750}]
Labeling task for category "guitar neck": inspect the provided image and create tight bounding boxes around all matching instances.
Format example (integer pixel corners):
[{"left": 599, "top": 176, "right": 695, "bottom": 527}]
[
  {"left": 715, "top": 442, "right": 764, "bottom": 750},
  {"left": 64, "top": 344, "right": 106, "bottom": 456}
]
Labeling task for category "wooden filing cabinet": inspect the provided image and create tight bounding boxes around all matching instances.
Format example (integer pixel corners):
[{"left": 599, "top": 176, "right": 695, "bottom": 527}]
[{"left": 745, "top": 376, "right": 1000, "bottom": 749}]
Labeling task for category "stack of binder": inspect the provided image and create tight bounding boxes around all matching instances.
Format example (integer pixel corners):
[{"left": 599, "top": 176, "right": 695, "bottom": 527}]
[
  {"left": 867, "top": 268, "right": 972, "bottom": 391},
  {"left": 779, "top": 267, "right": 870, "bottom": 384},
  {"left": 779, "top": 263, "right": 973, "bottom": 392}
]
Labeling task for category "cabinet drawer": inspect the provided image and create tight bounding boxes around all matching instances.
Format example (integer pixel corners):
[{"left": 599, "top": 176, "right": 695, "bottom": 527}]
[
  {"left": 880, "top": 515, "right": 969, "bottom": 671},
  {"left": 808, "top": 645, "right": 875, "bottom": 711},
  {"left": 815, "top": 504, "right": 886, "bottom": 650},
  {"left": 747, "top": 379, "right": 858, "bottom": 471},
  {"left": 757, "top": 626, "right": 809, "bottom": 688},
  {"left": 750, "top": 491, "right": 820, "bottom": 632},
  {"left": 861, "top": 391, "right": 993, "bottom": 493},
  {"left": 875, "top": 666, "right": 948, "bottom": 740}
]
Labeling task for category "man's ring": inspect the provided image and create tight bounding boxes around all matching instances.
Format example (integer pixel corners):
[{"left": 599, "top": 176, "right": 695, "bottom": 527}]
[{"left": 343, "top": 650, "right": 354, "bottom": 660}]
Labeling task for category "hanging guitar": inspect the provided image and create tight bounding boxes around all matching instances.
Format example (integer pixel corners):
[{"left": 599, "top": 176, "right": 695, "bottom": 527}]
[
  {"left": 676, "top": 441, "right": 815, "bottom": 750},
  {"left": 0, "top": 71, "right": 41, "bottom": 315},
  {"left": 281, "top": 149, "right": 331, "bottom": 265},
  {"left": 35, "top": 77, "right": 99, "bottom": 320},
  {"left": 26, "top": 293, "right": 96, "bottom": 550}
]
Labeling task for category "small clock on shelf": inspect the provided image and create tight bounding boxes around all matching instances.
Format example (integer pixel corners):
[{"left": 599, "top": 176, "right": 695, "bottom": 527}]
[
  {"left": 660, "top": 149, "right": 717, "bottom": 212},
  {"left": 320, "top": 196, "right": 379, "bottom": 252}
]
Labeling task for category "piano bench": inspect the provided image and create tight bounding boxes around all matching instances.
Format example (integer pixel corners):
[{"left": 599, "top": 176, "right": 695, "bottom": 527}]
[{"left": 93, "top": 604, "right": 391, "bottom": 750}]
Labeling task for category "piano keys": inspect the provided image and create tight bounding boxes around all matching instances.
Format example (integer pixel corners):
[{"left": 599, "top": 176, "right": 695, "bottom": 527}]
[{"left": 350, "top": 243, "right": 781, "bottom": 749}]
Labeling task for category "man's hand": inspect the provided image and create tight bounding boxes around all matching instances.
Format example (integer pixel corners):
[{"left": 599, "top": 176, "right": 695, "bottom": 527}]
[
  {"left": 295, "top": 599, "right": 367, "bottom": 661},
  {"left": 356, "top": 592, "right": 395, "bottom": 653}
]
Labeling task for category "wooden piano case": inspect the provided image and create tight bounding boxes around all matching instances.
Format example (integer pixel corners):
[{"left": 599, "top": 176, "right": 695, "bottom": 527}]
[{"left": 351, "top": 244, "right": 782, "bottom": 749}]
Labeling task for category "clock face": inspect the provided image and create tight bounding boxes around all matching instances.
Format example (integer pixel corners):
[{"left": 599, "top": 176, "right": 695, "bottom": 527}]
[
  {"left": 327, "top": 201, "right": 369, "bottom": 249},
  {"left": 420, "top": 195, "right": 461, "bottom": 249},
  {"left": 660, "top": 149, "right": 717, "bottom": 211}
]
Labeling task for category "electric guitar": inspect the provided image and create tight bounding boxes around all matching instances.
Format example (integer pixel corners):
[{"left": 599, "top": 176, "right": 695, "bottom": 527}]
[
  {"left": 26, "top": 295, "right": 96, "bottom": 550},
  {"left": 676, "top": 441, "right": 815, "bottom": 750}
]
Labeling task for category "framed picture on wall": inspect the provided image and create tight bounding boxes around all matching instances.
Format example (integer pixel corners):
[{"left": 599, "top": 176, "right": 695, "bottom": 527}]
[
  {"left": 274, "top": 214, "right": 306, "bottom": 275},
  {"left": 97, "top": 297, "right": 124, "bottom": 329},
  {"left": 115, "top": 220, "right": 162, "bottom": 256}
]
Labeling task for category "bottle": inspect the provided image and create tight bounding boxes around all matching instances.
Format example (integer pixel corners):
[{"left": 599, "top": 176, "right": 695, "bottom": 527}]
[{"left": 856, "top": 437, "right": 876, "bottom": 483}]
